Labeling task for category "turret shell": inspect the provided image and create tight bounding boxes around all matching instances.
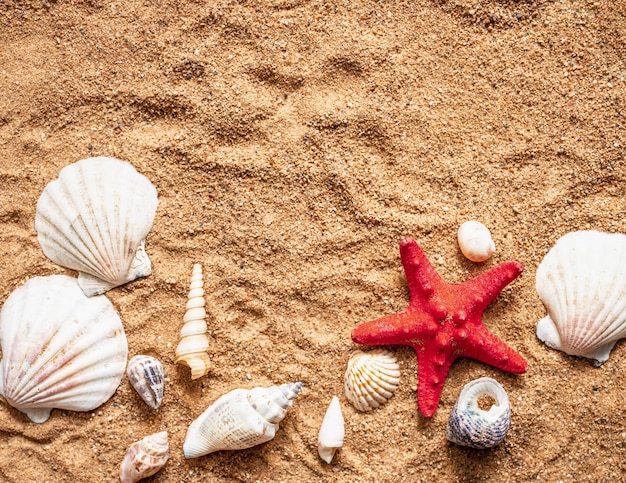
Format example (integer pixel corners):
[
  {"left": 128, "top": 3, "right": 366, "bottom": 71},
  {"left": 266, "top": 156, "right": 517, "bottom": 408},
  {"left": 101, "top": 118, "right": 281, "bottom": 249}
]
[
  {"left": 0, "top": 275, "right": 128, "bottom": 423},
  {"left": 317, "top": 396, "right": 344, "bottom": 463},
  {"left": 35, "top": 157, "right": 158, "bottom": 296},
  {"left": 127, "top": 355, "right": 165, "bottom": 409},
  {"left": 457, "top": 221, "right": 496, "bottom": 262},
  {"left": 344, "top": 349, "right": 400, "bottom": 411},
  {"left": 120, "top": 431, "right": 169, "bottom": 483}
]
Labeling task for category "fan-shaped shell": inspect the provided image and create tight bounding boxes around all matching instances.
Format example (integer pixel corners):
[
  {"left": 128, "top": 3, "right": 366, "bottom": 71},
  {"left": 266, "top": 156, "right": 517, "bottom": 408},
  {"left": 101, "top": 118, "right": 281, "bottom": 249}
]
[
  {"left": 344, "top": 349, "right": 400, "bottom": 411},
  {"left": 0, "top": 275, "right": 128, "bottom": 423},
  {"left": 183, "top": 382, "right": 303, "bottom": 458},
  {"left": 35, "top": 156, "right": 158, "bottom": 296},
  {"left": 446, "top": 377, "right": 511, "bottom": 449},
  {"left": 457, "top": 221, "right": 496, "bottom": 262},
  {"left": 318, "top": 396, "right": 344, "bottom": 464},
  {"left": 535, "top": 230, "right": 626, "bottom": 365},
  {"left": 127, "top": 355, "right": 165, "bottom": 409},
  {"left": 120, "top": 431, "right": 169, "bottom": 483}
]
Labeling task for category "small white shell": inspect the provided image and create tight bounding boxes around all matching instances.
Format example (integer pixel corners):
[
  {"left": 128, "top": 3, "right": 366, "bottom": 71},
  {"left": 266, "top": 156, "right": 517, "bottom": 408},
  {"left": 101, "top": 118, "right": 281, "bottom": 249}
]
[
  {"left": 317, "top": 396, "right": 344, "bottom": 464},
  {"left": 344, "top": 349, "right": 400, "bottom": 411},
  {"left": 127, "top": 355, "right": 165, "bottom": 409},
  {"left": 446, "top": 377, "right": 511, "bottom": 449},
  {"left": 183, "top": 382, "right": 303, "bottom": 458},
  {"left": 457, "top": 221, "right": 496, "bottom": 262},
  {"left": 120, "top": 431, "right": 169, "bottom": 483},
  {"left": 0, "top": 275, "right": 128, "bottom": 423},
  {"left": 536, "top": 230, "right": 626, "bottom": 365},
  {"left": 175, "top": 263, "right": 211, "bottom": 379},
  {"left": 35, "top": 157, "right": 158, "bottom": 296}
]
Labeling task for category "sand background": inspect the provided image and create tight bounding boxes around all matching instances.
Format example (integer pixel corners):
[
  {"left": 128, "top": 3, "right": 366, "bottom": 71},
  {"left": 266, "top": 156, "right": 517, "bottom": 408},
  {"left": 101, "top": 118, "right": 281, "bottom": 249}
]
[{"left": 0, "top": 0, "right": 625, "bottom": 481}]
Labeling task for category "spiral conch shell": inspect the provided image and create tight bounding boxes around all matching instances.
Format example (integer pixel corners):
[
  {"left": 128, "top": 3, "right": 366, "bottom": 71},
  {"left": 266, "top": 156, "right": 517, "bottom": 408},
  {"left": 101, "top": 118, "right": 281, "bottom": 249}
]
[
  {"left": 175, "top": 264, "right": 211, "bottom": 379},
  {"left": 120, "top": 431, "right": 169, "bottom": 483},
  {"left": 318, "top": 396, "right": 344, "bottom": 463},
  {"left": 127, "top": 355, "right": 165, "bottom": 409},
  {"left": 446, "top": 377, "right": 511, "bottom": 449},
  {"left": 457, "top": 221, "right": 496, "bottom": 262},
  {"left": 344, "top": 349, "right": 400, "bottom": 411},
  {"left": 183, "top": 382, "right": 303, "bottom": 458}
]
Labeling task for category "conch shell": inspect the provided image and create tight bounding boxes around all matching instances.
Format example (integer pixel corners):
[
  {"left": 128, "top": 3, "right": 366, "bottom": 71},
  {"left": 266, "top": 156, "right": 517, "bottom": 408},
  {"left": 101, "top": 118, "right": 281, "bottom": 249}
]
[
  {"left": 175, "top": 263, "right": 211, "bottom": 379},
  {"left": 183, "top": 382, "right": 303, "bottom": 458},
  {"left": 318, "top": 396, "right": 344, "bottom": 463},
  {"left": 127, "top": 355, "right": 165, "bottom": 409},
  {"left": 120, "top": 431, "right": 169, "bottom": 483}
]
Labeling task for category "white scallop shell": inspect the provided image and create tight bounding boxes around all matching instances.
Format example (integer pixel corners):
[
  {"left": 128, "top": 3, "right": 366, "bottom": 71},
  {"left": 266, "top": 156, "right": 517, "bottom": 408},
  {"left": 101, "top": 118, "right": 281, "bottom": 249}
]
[
  {"left": 344, "top": 349, "right": 400, "bottom": 411},
  {"left": 127, "top": 355, "right": 165, "bottom": 409},
  {"left": 317, "top": 396, "right": 344, "bottom": 464},
  {"left": 183, "top": 382, "right": 303, "bottom": 458},
  {"left": 457, "top": 221, "right": 496, "bottom": 262},
  {"left": 120, "top": 431, "right": 169, "bottom": 483},
  {"left": 35, "top": 157, "right": 158, "bottom": 296},
  {"left": 536, "top": 230, "right": 626, "bottom": 365},
  {"left": 446, "top": 377, "right": 511, "bottom": 449},
  {"left": 175, "top": 263, "right": 211, "bottom": 379},
  {"left": 0, "top": 275, "right": 128, "bottom": 423}
]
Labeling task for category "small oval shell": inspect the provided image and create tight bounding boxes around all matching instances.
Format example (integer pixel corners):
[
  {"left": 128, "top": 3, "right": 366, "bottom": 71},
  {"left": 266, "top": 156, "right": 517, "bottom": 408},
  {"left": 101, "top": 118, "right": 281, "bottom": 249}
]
[
  {"left": 536, "top": 230, "right": 626, "bottom": 365},
  {"left": 446, "top": 377, "right": 511, "bottom": 449},
  {"left": 175, "top": 264, "right": 211, "bottom": 379},
  {"left": 457, "top": 221, "right": 496, "bottom": 262},
  {"left": 344, "top": 349, "right": 400, "bottom": 411},
  {"left": 318, "top": 396, "right": 344, "bottom": 464},
  {"left": 183, "top": 382, "right": 303, "bottom": 458},
  {"left": 127, "top": 355, "right": 165, "bottom": 409},
  {"left": 0, "top": 275, "right": 128, "bottom": 423},
  {"left": 120, "top": 431, "right": 169, "bottom": 483},
  {"left": 35, "top": 157, "right": 158, "bottom": 296}
]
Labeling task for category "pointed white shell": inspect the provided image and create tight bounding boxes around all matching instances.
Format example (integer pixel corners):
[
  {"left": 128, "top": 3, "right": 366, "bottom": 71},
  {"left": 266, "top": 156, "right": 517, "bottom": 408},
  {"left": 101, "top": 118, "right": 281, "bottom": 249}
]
[
  {"left": 0, "top": 275, "right": 128, "bottom": 423},
  {"left": 344, "top": 349, "right": 400, "bottom": 411},
  {"left": 175, "top": 263, "right": 211, "bottom": 379},
  {"left": 35, "top": 157, "right": 158, "bottom": 296},
  {"left": 457, "top": 221, "right": 496, "bottom": 262},
  {"left": 317, "top": 396, "right": 344, "bottom": 463},
  {"left": 127, "top": 355, "right": 165, "bottom": 409},
  {"left": 446, "top": 377, "right": 511, "bottom": 449},
  {"left": 183, "top": 382, "right": 303, "bottom": 458},
  {"left": 536, "top": 230, "right": 626, "bottom": 365},
  {"left": 120, "top": 431, "right": 169, "bottom": 483}
]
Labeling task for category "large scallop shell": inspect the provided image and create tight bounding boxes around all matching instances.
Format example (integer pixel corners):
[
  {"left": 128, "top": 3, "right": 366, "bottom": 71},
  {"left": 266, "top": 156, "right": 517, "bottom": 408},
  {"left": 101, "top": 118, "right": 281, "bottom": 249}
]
[
  {"left": 0, "top": 275, "right": 128, "bottom": 423},
  {"left": 344, "top": 349, "right": 400, "bottom": 411},
  {"left": 535, "top": 230, "right": 626, "bottom": 365},
  {"left": 127, "top": 355, "right": 165, "bottom": 410},
  {"left": 318, "top": 396, "right": 344, "bottom": 464},
  {"left": 446, "top": 377, "right": 511, "bottom": 449},
  {"left": 120, "top": 431, "right": 169, "bottom": 483},
  {"left": 183, "top": 382, "right": 303, "bottom": 458},
  {"left": 35, "top": 156, "right": 158, "bottom": 296}
]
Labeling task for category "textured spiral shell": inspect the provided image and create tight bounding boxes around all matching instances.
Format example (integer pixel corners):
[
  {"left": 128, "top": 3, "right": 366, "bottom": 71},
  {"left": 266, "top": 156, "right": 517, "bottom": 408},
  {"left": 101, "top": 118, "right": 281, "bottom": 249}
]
[
  {"left": 127, "top": 355, "right": 165, "bottom": 409},
  {"left": 446, "top": 377, "right": 511, "bottom": 449},
  {"left": 175, "top": 263, "right": 211, "bottom": 379},
  {"left": 344, "top": 349, "right": 400, "bottom": 411},
  {"left": 536, "top": 230, "right": 626, "bottom": 365},
  {"left": 0, "top": 275, "right": 128, "bottom": 423},
  {"left": 120, "top": 431, "right": 169, "bottom": 483},
  {"left": 457, "top": 221, "right": 496, "bottom": 262},
  {"left": 35, "top": 156, "right": 158, "bottom": 296}
]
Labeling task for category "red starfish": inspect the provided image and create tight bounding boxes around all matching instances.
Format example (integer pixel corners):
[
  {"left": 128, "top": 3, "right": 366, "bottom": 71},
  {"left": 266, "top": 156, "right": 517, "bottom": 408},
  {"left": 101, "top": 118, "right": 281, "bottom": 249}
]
[{"left": 351, "top": 238, "right": 528, "bottom": 417}]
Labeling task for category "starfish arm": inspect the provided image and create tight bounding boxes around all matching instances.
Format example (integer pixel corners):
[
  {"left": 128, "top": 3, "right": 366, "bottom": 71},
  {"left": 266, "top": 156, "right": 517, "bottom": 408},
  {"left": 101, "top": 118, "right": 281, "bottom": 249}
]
[
  {"left": 399, "top": 238, "right": 445, "bottom": 304},
  {"left": 458, "top": 261, "right": 524, "bottom": 314},
  {"left": 415, "top": 348, "right": 456, "bottom": 418},
  {"left": 460, "top": 324, "right": 528, "bottom": 373},
  {"left": 351, "top": 311, "right": 436, "bottom": 346}
]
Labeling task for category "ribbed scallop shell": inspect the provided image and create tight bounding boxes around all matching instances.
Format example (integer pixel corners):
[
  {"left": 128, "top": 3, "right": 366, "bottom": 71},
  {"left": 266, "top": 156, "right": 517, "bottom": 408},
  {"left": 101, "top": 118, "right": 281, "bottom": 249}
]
[
  {"left": 457, "top": 221, "right": 496, "bottom": 262},
  {"left": 446, "top": 377, "right": 511, "bottom": 449},
  {"left": 183, "top": 382, "right": 303, "bottom": 458},
  {"left": 318, "top": 396, "right": 344, "bottom": 464},
  {"left": 127, "top": 355, "right": 164, "bottom": 409},
  {"left": 536, "top": 230, "right": 626, "bottom": 365},
  {"left": 175, "top": 263, "right": 211, "bottom": 379},
  {"left": 120, "top": 431, "right": 169, "bottom": 483},
  {"left": 344, "top": 349, "right": 400, "bottom": 411},
  {"left": 35, "top": 156, "right": 158, "bottom": 296},
  {"left": 0, "top": 275, "right": 128, "bottom": 423}
]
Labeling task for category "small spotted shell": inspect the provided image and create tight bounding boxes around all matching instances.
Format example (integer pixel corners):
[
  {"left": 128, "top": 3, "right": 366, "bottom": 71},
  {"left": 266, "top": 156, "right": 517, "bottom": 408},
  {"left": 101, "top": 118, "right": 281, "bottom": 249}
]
[
  {"left": 127, "top": 355, "right": 165, "bottom": 409},
  {"left": 344, "top": 349, "right": 400, "bottom": 411},
  {"left": 446, "top": 377, "right": 511, "bottom": 449},
  {"left": 457, "top": 221, "right": 496, "bottom": 262},
  {"left": 120, "top": 431, "right": 169, "bottom": 483}
]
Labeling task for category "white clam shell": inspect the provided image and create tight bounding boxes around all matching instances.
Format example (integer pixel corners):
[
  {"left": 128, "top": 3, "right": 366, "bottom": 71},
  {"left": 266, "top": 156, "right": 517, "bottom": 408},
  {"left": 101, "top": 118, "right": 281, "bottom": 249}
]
[
  {"left": 175, "top": 263, "right": 211, "bottom": 379},
  {"left": 120, "top": 431, "right": 169, "bottom": 483},
  {"left": 536, "top": 230, "right": 626, "bottom": 365},
  {"left": 446, "top": 377, "right": 511, "bottom": 449},
  {"left": 0, "top": 275, "right": 128, "bottom": 423},
  {"left": 183, "top": 382, "right": 303, "bottom": 458},
  {"left": 127, "top": 355, "right": 165, "bottom": 410},
  {"left": 344, "top": 349, "right": 400, "bottom": 411},
  {"left": 317, "top": 396, "right": 344, "bottom": 464},
  {"left": 457, "top": 221, "right": 496, "bottom": 262},
  {"left": 35, "top": 156, "right": 158, "bottom": 296}
]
